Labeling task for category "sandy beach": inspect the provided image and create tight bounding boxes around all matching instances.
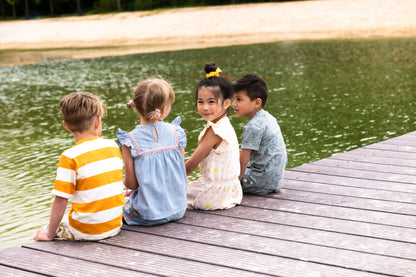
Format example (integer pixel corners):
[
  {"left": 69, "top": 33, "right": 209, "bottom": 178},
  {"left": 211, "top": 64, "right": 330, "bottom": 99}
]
[{"left": 1, "top": 0, "right": 416, "bottom": 65}]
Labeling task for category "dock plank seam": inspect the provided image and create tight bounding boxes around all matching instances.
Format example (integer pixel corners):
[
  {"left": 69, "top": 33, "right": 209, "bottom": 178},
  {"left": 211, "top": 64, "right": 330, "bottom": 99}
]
[
  {"left": 98, "top": 231, "right": 280, "bottom": 277},
  {"left": 187, "top": 210, "right": 416, "bottom": 244},
  {"left": 122, "top": 225, "right": 413, "bottom": 277},
  {"left": 21, "top": 244, "right": 161, "bottom": 276},
  {"left": 175, "top": 211, "right": 416, "bottom": 259},
  {"left": 287, "top": 168, "right": 416, "bottom": 185},
  {"left": 173, "top": 221, "right": 416, "bottom": 262},
  {"left": 237, "top": 203, "right": 416, "bottom": 230},
  {"left": 304, "top": 162, "right": 416, "bottom": 176},
  {"left": 283, "top": 173, "right": 416, "bottom": 194},
  {"left": 283, "top": 187, "right": 416, "bottom": 204}
]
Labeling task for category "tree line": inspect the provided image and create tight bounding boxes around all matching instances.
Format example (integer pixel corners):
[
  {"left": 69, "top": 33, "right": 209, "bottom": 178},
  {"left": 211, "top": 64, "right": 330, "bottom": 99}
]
[{"left": 0, "top": 0, "right": 286, "bottom": 20}]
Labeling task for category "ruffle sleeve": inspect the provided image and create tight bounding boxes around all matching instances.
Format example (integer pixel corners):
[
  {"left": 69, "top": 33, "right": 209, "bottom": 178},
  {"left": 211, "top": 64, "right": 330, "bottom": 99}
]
[
  {"left": 198, "top": 119, "right": 229, "bottom": 143},
  {"left": 171, "top": 116, "right": 187, "bottom": 149},
  {"left": 116, "top": 128, "right": 139, "bottom": 158}
]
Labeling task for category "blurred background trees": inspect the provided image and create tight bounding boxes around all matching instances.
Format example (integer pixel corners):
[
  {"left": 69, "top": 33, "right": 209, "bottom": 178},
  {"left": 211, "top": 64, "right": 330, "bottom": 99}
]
[{"left": 0, "top": 0, "right": 291, "bottom": 20}]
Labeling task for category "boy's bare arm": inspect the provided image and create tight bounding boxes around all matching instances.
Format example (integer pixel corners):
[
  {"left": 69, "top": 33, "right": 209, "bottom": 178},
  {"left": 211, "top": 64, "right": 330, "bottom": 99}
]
[
  {"left": 34, "top": 196, "right": 68, "bottom": 241},
  {"left": 239, "top": 148, "right": 251, "bottom": 180}
]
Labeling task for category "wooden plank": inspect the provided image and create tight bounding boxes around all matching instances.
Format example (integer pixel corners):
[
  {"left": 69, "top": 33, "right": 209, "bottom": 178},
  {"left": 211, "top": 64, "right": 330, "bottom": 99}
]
[
  {"left": 178, "top": 210, "right": 416, "bottom": 260},
  {"left": 267, "top": 186, "right": 416, "bottom": 215},
  {"left": 378, "top": 137, "right": 416, "bottom": 146},
  {"left": 0, "top": 246, "right": 148, "bottom": 276},
  {"left": 311, "top": 158, "right": 416, "bottom": 175},
  {"left": 347, "top": 147, "right": 416, "bottom": 160},
  {"left": 364, "top": 143, "right": 416, "bottom": 153},
  {"left": 25, "top": 240, "right": 265, "bottom": 277},
  {"left": 283, "top": 179, "right": 416, "bottom": 203},
  {"left": 122, "top": 222, "right": 416, "bottom": 277},
  {"left": 381, "top": 131, "right": 416, "bottom": 140},
  {"left": 241, "top": 195, "right": 416, "bottom": 228},
  {"left": 0, "top": 264, "right": 43, "bottom": 276},
  {"left": 291, "top": 164, "right": 416, "bottom": 184},
  {"left": 206, "top": 204, "right": 416, "bottom": 243},
  {"left": 357, "top": 133, "right": 416, "bottom": 150},
  {"left": 112, "top": 228, "right": 384, "bottom": 277},
  {"left": 283, "top": 170, "right": 416, "bottom": 193},
  {"left": 329, "top": 152, "right": 416, "bottom": 168},
  {"left": 1, "top": 131, "right": 415, "bottom": 276}
]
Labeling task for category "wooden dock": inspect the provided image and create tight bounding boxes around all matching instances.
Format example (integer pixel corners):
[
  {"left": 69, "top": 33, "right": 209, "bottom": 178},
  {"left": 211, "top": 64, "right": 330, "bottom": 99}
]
[{"left": 1, "top": 131, "right": 415, "bottom": 276}]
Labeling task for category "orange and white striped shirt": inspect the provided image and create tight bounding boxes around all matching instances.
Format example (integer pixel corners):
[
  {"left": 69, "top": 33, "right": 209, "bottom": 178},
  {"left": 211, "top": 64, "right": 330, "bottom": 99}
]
[{"left": 53, "top": 136, "right": 125, "bottom": 240}]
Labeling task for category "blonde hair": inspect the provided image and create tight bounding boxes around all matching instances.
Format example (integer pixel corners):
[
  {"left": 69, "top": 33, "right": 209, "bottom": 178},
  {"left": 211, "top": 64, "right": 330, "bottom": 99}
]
[
  {"left": 132, "top": 78, "right": 175, "bottom": 120},
  {"left": 59, "top": 91, "right": 107, "bottom": 133}
]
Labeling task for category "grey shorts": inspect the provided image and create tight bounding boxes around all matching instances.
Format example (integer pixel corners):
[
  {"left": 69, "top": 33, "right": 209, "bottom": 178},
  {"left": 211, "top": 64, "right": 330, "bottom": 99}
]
[{"left": 241, "top": 175, "right": 280, "bottom": 195}]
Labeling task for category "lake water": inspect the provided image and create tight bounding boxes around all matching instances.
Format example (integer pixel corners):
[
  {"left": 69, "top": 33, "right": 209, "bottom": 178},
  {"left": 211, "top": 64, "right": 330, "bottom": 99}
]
[{"left": 1, "top": 38, "right": 415, "bottom": 250}]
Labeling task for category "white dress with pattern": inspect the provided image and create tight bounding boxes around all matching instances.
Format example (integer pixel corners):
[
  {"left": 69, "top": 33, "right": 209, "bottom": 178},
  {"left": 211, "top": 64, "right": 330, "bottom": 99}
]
[{"left": 187, "top": 116, "right": 242, "bottom": 210}]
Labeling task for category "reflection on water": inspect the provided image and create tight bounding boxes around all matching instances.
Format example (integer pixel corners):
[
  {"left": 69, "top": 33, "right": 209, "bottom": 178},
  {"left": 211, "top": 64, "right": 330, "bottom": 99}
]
[{"left": 1, "top": 38, "right": 415, "bottom": 250}]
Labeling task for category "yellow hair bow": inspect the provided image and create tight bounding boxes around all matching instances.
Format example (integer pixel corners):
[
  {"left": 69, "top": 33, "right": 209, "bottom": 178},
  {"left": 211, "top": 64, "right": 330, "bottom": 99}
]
[{"left": 206, "top": 68, "right": 222, "bottom": 78}]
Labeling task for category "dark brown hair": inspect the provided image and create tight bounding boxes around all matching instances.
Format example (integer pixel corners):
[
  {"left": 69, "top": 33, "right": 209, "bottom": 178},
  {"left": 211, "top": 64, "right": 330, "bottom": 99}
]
[{"left": 232, "top": 73, "right": 268, "bottom": 107}]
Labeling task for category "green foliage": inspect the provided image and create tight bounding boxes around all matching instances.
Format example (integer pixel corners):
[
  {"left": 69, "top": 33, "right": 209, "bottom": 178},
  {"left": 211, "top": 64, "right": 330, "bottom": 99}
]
[
  {"left": 94, "top": 0, "right": 118, "bottom": 12},
  {"left": 0, "top": 1, "right": 297, "bottom": 19},
  {"left": 133, "top": 0, "right": 152, "bottom": 11}
]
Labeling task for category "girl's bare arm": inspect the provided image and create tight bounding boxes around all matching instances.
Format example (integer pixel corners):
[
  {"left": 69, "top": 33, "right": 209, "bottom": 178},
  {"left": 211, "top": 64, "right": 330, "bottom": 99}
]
[
  {"left": 185, "top": 127, "right": 222, "bottom": 175},
  {"left": 121, "top": 145, "right": 139, "bottom": 190}
]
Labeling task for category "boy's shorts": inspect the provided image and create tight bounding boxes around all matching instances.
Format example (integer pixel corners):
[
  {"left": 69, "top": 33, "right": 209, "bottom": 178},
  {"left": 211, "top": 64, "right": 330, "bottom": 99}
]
[
  {"left": 241, "top": 175, "right": 280, "bottom": 195},
  {"left": 41, "top": 214, "right": 121, "bottom": 241},
  {"left": 42, "top": 222, "right": 82, "bottom": 241}
]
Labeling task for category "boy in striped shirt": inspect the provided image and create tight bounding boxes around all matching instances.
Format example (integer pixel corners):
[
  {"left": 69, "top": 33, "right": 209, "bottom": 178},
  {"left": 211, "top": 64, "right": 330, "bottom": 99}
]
[{"left": 35, "top": 92, "right": 125, "bottom": 241}]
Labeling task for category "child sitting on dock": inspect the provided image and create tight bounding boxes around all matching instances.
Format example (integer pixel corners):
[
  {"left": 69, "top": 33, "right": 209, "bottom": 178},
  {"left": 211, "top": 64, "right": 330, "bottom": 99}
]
[
  {"left": 117, "top": 78, "right": 187, "bottom": 225},
  {"left": 186, "top": 62, "right": 242, "bottom": 210},
  {"left": 232, "top": 74, "right": 287, "bottom": 195},
  {"left": 34, "top": 92, "right": 125, "bottom": 241}
]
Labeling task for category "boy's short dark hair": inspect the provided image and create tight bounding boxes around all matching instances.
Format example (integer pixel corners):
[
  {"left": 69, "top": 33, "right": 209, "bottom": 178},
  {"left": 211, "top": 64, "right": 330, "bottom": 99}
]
[
  {"left": 59, "top": 91, "right": 106, "bottom": 133},
  {"left": 232, "top": 74, "right": 268, "bottom": 107}
]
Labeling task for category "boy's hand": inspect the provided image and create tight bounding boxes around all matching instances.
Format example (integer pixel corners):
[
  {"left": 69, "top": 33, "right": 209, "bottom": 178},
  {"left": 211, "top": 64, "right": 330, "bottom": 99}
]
[{"left": 34, "top": 228, "right": 54, "bottom": 241}]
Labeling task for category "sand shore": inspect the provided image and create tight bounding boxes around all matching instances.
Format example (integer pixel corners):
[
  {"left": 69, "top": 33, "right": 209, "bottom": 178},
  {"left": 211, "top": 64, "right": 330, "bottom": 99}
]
[{"left": 1, "top": 0, "right": 416, "bottom": 65}]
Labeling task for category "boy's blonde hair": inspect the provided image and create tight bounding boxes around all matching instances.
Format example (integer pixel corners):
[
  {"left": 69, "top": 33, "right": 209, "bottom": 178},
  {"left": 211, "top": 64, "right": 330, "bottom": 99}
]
[
  {"left": 132, "top": 78, "right": 175, "bottom": 120},
  {"left": 59, "top": 91, "right": 107, "bottom": 133}
]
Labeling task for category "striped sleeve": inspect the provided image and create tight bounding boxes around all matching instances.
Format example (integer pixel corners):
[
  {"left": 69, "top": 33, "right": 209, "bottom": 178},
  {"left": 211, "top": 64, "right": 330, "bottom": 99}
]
[{"left": 53, "top": 154, "right": 76, "bottom": 199}]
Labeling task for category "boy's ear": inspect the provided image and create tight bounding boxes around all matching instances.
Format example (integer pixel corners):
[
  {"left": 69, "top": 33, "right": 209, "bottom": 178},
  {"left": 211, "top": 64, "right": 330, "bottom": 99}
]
[
  {"left": 94, "top": 116, "right": 101, "bottom": 129},
  {"left": 62, "top": 121, "right": 71, "bottom": 133},
  {"left": 255, "top": 98, "right": 262, "bottom": 108}
]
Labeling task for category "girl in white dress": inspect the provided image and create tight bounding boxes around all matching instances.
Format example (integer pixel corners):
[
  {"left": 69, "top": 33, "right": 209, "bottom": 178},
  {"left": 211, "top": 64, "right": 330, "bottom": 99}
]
[{"left": 186, "top": 62, "right": 242, "bottom": 210}]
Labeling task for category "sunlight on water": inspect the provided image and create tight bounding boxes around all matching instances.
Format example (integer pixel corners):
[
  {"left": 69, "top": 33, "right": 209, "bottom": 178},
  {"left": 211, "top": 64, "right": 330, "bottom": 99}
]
[{"left": 1, "top": 38, "right": 415, "bottom": 250}]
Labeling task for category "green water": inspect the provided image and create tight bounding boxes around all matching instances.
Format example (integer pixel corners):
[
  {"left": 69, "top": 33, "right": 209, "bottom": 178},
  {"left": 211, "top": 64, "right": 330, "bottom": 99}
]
[{"left": 1, "top": 38, "right": 415, "bottom": 250}]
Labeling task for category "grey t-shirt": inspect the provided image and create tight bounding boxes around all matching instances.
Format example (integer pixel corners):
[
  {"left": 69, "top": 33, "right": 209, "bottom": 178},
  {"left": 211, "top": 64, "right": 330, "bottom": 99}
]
[{"left": 241, "top": 109, "right": 287, "bottom": 193}]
